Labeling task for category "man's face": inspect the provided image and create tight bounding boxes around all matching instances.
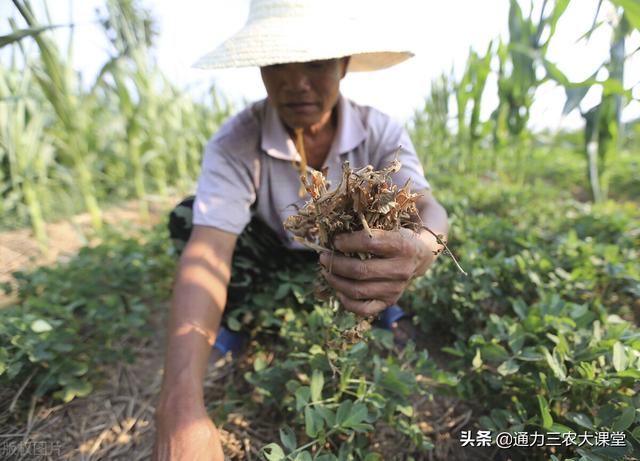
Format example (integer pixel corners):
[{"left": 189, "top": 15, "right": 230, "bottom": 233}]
[{"left": 260, "top": 58, "right": 349, "bottom": 130}]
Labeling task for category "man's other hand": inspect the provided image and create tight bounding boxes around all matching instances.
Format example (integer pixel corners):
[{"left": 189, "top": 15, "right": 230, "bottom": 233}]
[
  {"left": 154, "top": 399, "right": 224, "bottom": 461},
  {"left": 318, "top": 227, "right": 437, "bottom": 316}
]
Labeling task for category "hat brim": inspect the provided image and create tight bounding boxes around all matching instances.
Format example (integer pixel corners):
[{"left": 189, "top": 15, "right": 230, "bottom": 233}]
[{"left": 193, "top": 18, "right": 414, "bottom": 72}]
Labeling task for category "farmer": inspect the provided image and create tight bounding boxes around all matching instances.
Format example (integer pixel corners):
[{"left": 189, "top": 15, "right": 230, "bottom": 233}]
[{"left": 154, "top": 0, "right": 448, "bottom": 459}]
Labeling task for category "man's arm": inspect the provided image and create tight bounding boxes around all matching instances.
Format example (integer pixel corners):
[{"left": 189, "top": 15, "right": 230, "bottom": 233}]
[
  {"left": 319, "top": 189, "right": 448, "bottom": 316},
  {"left": 411, "top": 189, "right": 449, "bottom": 275},
  {"left": 154, "top": 225, "right": 237, "bottom": 461}
]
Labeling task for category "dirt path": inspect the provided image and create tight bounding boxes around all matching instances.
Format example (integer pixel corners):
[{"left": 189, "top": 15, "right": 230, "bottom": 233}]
[{"left": 0, "top": 198, "right": 174, "bottom": 308}]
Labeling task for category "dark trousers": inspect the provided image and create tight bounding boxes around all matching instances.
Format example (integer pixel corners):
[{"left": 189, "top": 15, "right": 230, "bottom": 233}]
[{"left": 168, "top": 196, "right": 318, "bottom": 327}]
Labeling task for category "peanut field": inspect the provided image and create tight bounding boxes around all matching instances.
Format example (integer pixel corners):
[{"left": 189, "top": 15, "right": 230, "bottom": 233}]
[{"left": 1, "top": 1, "right": 639, "bottom": 460}]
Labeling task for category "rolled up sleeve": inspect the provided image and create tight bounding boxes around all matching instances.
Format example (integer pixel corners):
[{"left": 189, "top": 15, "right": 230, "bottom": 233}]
[{"left": 192, "top": 138, "right": 258, "bottom": 234}]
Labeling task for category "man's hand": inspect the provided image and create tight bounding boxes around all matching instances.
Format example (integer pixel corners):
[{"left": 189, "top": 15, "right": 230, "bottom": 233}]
[
  {"left": 318, "top": 227, "right": 440, "bottom": 316},
  {"left": 154, "top": 398, "right": 224, "bottom": 461}
]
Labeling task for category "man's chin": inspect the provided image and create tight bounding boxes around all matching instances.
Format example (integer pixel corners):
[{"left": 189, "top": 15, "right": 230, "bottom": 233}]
[{"left": 281, "top": 115, "right": 322, "bottom": 131}]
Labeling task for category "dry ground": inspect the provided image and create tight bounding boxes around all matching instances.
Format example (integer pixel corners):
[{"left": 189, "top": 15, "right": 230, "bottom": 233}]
[{"left": 0, "top": 197, "right": 174, "bottom": 308}]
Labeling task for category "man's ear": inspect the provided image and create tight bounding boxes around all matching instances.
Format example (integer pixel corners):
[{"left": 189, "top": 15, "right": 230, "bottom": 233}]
[{"left": 340, "top": 56, "right": 351, "bottom": 79}]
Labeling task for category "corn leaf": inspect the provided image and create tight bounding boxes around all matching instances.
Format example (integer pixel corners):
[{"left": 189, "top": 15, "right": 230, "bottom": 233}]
[
  {"left": 0, "top": 24, "right": 65, "bottom": 49},
  {"left": 610, "top": 0, "right": 640, "bottom": 30}
]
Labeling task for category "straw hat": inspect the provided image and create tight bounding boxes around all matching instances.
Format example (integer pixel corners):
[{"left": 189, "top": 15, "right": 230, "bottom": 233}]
[{"left": 193, "top": 0, "right": 414, "bottom": 72}]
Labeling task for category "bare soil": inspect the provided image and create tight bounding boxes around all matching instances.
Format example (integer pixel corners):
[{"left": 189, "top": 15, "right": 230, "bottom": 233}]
[{"left": 0, "top": 198, "right": 174, "bottom": 308}]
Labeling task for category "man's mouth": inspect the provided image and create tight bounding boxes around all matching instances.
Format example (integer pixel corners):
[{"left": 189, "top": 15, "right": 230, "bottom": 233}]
[
  {"left": 284, "top": 102, "right": 315, "bottom": 107},
  {"left": 283, "top": 102, "right": 317, "bottom": 114}
]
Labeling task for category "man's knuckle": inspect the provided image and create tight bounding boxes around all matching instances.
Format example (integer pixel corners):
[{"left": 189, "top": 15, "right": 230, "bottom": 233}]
[
  {"left": 370, "top": 301, "right": 386, "bottom": 316},
  {"left": 353, "top": 286, "right": 367, "bottom": 299},
  {"left": 323, "top": 274, "right": 335, "bottom": 288},
  {"left": 388, "top": 238, "right": 402, "bottom": 255},
  {"left": 344, "top": 301, "right": 364, "bottom": 315},
  {"left": 355, "top": 262, "right": 369, "bottom": 279},
  {"left": 400, "top": 238, "right": 412, "bottom": 254}
]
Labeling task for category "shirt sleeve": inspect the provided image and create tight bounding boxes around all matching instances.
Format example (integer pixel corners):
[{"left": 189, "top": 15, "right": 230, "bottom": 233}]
[
  {"left": 374, "top": 119, "right": 431, "bottom": 192},
  {"left": 192, "top": 138, "right": 258, "bottom": 234}
]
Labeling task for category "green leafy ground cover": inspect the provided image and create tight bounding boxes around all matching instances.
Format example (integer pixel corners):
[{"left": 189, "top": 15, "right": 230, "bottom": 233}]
[
  {"left": 0, "top": 227, "right": 175, "bottom": 403},
  {"left": 1, "top": 147, "right": 639, "bottom": 460}
]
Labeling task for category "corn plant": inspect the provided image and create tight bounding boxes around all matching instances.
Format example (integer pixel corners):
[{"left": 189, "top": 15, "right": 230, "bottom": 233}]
[
  {"left": 410, "top": 73, "right": 454, "bottom": 174},
  {"left": 545, "top": 0, "right": 638, "bottom": 202},
  {"left": 93, "top": 0, "right": 161, "bottom": 217},
  {"left": 2, "top": 0, "right": 232, "bottom": 237},
  {"left": 495, "top": 0, "right": 569, "bottom": 142},
  {"left": 12, "top": 0, "right": 103, "bottom": 229},
  {"left": 490, "top": 0, "right": 569, "bottom": 181},
  {"left": 455, "top": 42, "right": 493, "bottom": 170},
  {"left": 0, "top": 61, "right": 52, "bottom": 246},
  {"left": 581, "top": 7, "right": 633, "bottom": 203}
]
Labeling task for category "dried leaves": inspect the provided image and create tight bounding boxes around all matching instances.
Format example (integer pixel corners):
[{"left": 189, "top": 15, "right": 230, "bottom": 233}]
[
  {"left": 284, "top": 157, "right": 423, "bottom": 258},
  {"left": 283, "top": 155, "right": 423, "bottom": 342},
  {"left": 283, "top": 155, "right": 424, "bottom": 343}
]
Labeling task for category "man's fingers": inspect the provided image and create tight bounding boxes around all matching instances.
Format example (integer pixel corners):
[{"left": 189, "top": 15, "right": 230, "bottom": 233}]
[
  {"left": 332, "top": 228, "right": 416, "bottom": 258},
  {"left": 321, "top": 269, "right": 404, "bottom": 301},
  {"left": 335, "top": 292, "right": 389, "bottom": 317},
  {"left": 318, "top": 253, "right": 413, "bottom": 281}
]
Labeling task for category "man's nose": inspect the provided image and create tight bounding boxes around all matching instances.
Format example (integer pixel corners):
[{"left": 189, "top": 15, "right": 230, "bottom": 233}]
[{"left": 283, "top": 64, "right": 311, "bottom": 92}]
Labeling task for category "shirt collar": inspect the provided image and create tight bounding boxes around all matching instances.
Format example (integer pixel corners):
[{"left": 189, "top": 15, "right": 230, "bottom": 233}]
[{"left": 261, "top": 95, "right": 367, "bottom": 163}]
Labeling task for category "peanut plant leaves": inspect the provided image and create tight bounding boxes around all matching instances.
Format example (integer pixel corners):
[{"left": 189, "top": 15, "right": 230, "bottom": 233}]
[
  {"left": 304, "top": 406, "right": 324, "bottom": 438},
  {"left": 279, "top": 426, "right": 297, "bottom": 453},
  {"left": 537, "top": 395, "right": 554, "bottom": 430},
  {"left": 295, "top": 386, "right": 310, "bottom": 411},
  {"left": 611, "top": 406, "right": 636, "bottom": 432},
  {"left": 262, "top": 443, "right": 286, "bottom": 461},
  {"left": 566, "top": 412, "right": 596, "bottom": 431},
  {"left": 612, "top": 342, "right": 628, "bottom": 372},
  {"left": 341, "top": 401, "right": 368, "bottom": 429},
  {"left": 310, "top": 369, "right": 324, "bottom": 402},
  {"left": 542, "top": 347, "right": 567, "bottom": 381},
  {"left": 30, "top": 319, "right": 53, "bottom": 333},
  {"left": 335, "top": 400, "right": 353, "bottom": 426}
]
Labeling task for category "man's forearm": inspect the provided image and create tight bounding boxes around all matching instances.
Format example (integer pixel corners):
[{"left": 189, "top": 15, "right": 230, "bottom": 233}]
[
  {"left": 157, "top": 227, "right": 236, "bottom": 411},
  {"left": 159, "top": 270, "right": 224, "bottom": 404},
  {"left": 416, "top": 191, "right": 449, "bottom": 274}
]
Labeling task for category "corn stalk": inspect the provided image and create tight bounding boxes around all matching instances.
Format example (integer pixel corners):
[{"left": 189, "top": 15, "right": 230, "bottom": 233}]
[
  {"left": 493, "top": 0, "right": 570, "bottom": 180},
  {"left": 11, "top": 0, "right": 103, "bottom": 229},
  {"left": 455, "top": 42, "right": 493, "bottom": 171},
  {"left": 0, "top": 62, "right": 52, "bottom": 247},
  {"left": 410, "top": 73, "right": 453, "bottom": 173},
  {"left": 2, "top": 0, "right": 231, "bottom": 231},
  {"left": 545, "top": 0, "right": 637, "bottom": 202},
  {"left": 584, "top": 10, "right": 629, "bottom": 202}
]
